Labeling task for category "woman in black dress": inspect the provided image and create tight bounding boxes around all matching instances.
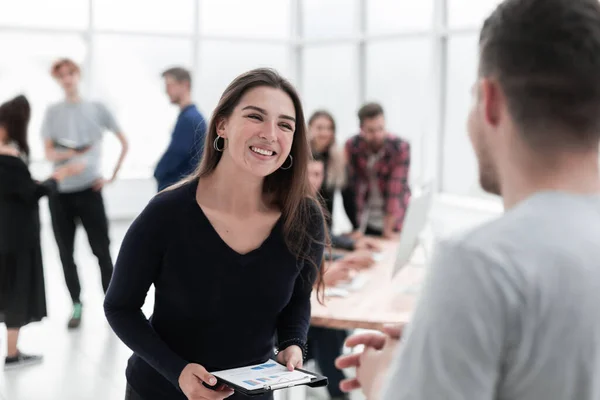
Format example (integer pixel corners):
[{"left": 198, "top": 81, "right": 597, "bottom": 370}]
[
  {"left": 0, "top": 95, "right": 82, "bottom": 369},
  {"left": 105, "top": 69, "right": 328, "bottom": 400}
]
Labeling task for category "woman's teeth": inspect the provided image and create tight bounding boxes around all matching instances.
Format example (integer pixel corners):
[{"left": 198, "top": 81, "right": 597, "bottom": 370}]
[{"left": 251, "top": 146, "right": 274, "bottom": 156}]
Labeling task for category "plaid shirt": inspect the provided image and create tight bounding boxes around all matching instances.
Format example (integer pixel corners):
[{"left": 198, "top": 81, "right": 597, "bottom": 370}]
[{"left": 345, "top": 134, "right": 411, "bottom": 232}]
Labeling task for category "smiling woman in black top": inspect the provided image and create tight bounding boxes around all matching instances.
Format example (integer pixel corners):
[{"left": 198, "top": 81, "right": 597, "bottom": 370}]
[{"left": 104, "top": 68, "right": 327, "bottom": 400}]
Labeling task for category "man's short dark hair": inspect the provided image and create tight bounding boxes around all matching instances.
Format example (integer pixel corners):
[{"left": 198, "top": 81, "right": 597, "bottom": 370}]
[
  {"left": 162, "top": 67, "right": 192, "bottom": 87},
  {"left": 357, "top": 103, "right": 384, "bottom": 126},
  {"left": 480, "top": 0, "right": 600, "bottom": 147}
]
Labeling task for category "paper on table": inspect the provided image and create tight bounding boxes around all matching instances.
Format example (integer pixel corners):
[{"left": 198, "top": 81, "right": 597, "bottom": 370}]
[{"left": 212, "top": 360, "right": 313, "bottom": 391}]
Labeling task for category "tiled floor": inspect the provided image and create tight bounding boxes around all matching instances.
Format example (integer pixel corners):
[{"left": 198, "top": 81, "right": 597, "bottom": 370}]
[{"left": 1, "top": 222, "right": 141, "bottom": 400}]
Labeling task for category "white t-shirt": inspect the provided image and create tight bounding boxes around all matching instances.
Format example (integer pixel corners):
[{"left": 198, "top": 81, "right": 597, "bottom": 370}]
[{"left": 383, "top": 192, "right": 600, "bottom": 400}]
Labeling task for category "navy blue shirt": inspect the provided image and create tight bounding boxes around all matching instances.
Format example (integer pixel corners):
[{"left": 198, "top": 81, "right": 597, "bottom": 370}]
[
  {"left": 104, "top": 179, "right": 324, "bottom": 400},
  {"left": 154, "top": 104, "right": 206, "bottom": 191}
]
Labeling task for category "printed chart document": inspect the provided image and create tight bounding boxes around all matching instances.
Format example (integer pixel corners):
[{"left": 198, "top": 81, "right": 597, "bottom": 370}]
[{"left": 212, "top": 360, "right": 322, "bottom": 392}]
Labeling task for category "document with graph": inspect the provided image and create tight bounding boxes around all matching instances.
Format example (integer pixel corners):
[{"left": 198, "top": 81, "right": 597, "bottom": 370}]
[{"left": 212, "top": 360, "right": 327, "bottom": 395}]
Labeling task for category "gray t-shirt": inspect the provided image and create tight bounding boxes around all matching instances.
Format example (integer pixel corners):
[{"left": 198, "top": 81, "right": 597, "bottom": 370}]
[
  {"left": 383, "top": 192, "right": 600, "bottom": 400},
  {"left": 41, "top": 100, "right": 120, "bottom": 193}
]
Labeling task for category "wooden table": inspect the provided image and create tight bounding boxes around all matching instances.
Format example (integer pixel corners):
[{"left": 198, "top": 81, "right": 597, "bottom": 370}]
[{"left": 310, "top": 239, "right": 427, "bottom": 331}]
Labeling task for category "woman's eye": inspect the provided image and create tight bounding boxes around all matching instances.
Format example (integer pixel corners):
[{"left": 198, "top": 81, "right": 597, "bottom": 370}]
[
  {"left": 280, "top": 123, "right": 293, "bottom": 131},
  {"left": 248, "top": 114, "right": 262, "bottom": 121}
]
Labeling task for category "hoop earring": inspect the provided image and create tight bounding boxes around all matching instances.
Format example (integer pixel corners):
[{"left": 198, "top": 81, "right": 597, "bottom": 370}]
[
  {"left": 280, "top": 155, "right": 293, "bottom": 170},
  {"left": 213, "top": 135, "right": 226, "bottom": 152}
]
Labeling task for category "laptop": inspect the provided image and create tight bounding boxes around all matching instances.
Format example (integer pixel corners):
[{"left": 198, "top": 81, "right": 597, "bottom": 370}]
[{"left": 391, "top": 183, "right": 434, "bottom": 278}]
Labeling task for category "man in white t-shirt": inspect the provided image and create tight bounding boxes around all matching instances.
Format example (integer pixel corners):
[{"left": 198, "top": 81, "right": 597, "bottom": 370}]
[
  {"left": 42, "top": 58, "right": 129, "bottom": 329},
  {"left": 336, "top": 0, "right": 600, "bottom": 399}
]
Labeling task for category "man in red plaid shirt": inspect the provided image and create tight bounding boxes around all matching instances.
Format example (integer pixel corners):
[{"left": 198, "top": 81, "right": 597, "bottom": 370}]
[{"left": 343, "top": 103, "right": 411, "bottom": 239}]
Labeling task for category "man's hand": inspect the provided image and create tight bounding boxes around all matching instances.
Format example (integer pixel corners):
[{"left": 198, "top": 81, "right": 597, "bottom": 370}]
[
  {"left": 341, "top": 250, "right": 375, "bottom": 270},
  {"left": 383, "top": 229, "right": 399, "bottom": 241},
  {"left": 348, "top": 230, "right": 364, "bottom": 240},
  {"left": 276, "top": 345, "right": 304, "bottom": 371},
  {"left": 324, "top": 261, "right": 354, "bottom": 286},
  {"left": 335, "top": 324, "right": 404, "bottom": 393},
  {"left": 354, "top": 237, "right": 382, "bottom": 251},
  {"left": 356, "top": 337, "right": 399, "bottom": 399},
  {"left": 52, "top": 162, "right": 86, "bottom": 182},
  {"left": 178, "top": 363, "right": 234, "bottom": 400}
]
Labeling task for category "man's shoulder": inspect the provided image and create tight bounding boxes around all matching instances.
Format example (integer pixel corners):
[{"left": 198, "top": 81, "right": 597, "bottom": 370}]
[
  {"left": 385, "top": 135, "right": 410, "bottom": 152},
  {"left": 45, "top": 101, "right": 67, "bottom": 114},
  {"left": 345, "top": 134, "right": 362, "bottom": 148},
  {"left": 181, "top": 105, "right": 207, "bottom": 130}
]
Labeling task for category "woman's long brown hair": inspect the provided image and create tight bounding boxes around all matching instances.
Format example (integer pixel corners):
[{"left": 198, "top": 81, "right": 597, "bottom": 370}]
[
  {"left": 177, "top": 68, "right": 328, "bottom": 302},
  {"left": 0, "top": 95, "right": 31, "bottom": 157}
]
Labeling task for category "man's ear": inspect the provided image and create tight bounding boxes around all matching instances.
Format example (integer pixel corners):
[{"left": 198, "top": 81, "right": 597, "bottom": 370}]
[{"left": 481, "top": 78, "right": 502, "bottom": 127}]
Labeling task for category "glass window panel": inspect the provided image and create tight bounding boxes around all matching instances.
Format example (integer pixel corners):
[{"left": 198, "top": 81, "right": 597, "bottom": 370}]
[
  {"left": 91, "top": 36, "right": 193, "bottom": 178},
  {"left": 367, "top": 0, "right": 433, "bottom": 33},
  {"left": 0, "top": 33, "right": 86, "bottom": 170},
  {"left": 448, "top": 0, "right": 502, "bottom": 28},
  {"left": 201, "top": 0, "right": 290, "bottom": 38},
  {"left": 302, "top": 44, "right": 359, "bottom": 234},
  {"left": 443, "top": 34, "right": 496, "bottom": 199},
  {"left": 93, "top": 0, "right": 194, "bottom": 34},
  {"left": 366, "top": 38, "right": 434, "bottom": 186},
  {"left": 302, "top": 44, "right": 359, "bottom": 148},
  {"left": 0, "top": 0, "right": 88, "bottom": 30},
  {"left": 196, "top": 41, "right": 290, "bottom": 118},
  {"left": 302, "top": 0, "right": 357, "bottom": 39}
]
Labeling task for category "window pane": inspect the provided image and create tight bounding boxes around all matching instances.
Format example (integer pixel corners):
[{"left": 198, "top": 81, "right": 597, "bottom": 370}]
[
  {"left": 302, "top": 0, "right": 357, "bottom": 39},
  {"left": 0, "top": 0, "right": 88, "bottom": 30},
  {"left": 94, "top": 0, "right": 194, "bottom": 34},
  {"left": 201, "top": 0, "right": 290, "bottom": 38},
  {"left": 366, "top": 39, "right": 434, "bottom": 186},
  {"left": 448, "top": 0, "right": 502, "bottom": 28},
  {"left": 0, "top": 33, "right": 86, "bottom": 168},
  {"left": 443, "top": 34, "right": 495, "bottom": 199},
  {"left": 302, "top": 45, "right": 359, "bottom": 145},
  {"left": 197, "top": 41, "right": 290, "bottom": 117},
  {"left": 92, "top": 36, "right": 193, "bottom": 178},
  {"left": 302, "top": 44, "right": 359, "bottom": 234},
  {"left": 367, "top": 0, "right": 433, "bottom": 33}
]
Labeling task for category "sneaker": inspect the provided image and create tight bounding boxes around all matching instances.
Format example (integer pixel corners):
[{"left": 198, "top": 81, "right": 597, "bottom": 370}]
[
  {"left": 4, "top": 352, "right": 43, "bottom": 370},
  {"left": 68, "top": 302, "right": 83, "bottom": 329}
]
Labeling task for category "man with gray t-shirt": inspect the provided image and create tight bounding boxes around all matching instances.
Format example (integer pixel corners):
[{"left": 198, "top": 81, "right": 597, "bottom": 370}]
[
  {"left": 336, "top": 1, "right": 600, "bottom": 399},
  {"left": 42, "top": 58, "right": 129, "bottom": 329}
]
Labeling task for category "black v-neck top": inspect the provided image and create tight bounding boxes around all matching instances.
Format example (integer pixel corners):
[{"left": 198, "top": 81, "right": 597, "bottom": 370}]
[{"left": 104, "top": 179, "right": 324, "bottom": 400}]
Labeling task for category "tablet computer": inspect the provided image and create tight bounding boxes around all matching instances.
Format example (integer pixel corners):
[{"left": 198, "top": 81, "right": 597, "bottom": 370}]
[{"left": 211, "top": 360, "right": 327, "bottom": 397}]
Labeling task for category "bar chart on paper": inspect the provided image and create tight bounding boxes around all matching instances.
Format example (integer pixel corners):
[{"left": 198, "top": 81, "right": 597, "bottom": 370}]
[{"left": 213, "top": 361, "right": 313, "bottom": 391}]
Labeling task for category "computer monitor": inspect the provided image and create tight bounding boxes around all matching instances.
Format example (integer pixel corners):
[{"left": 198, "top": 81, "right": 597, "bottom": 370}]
[{"left": 391, "top": 184, "right": 434, "bottom": 278}]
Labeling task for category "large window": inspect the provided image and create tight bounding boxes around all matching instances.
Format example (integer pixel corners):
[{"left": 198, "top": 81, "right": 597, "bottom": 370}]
[
  {"left": 302, "top": 0, "right": 357, "bottom": 39},
  {"left": 366, "top": 38, "right": 434, "bottom": 186},
  {"left": 367, "top": 0, "right": 433, "bottom": 33},
  {"left": 201, "top": 0, "right": 290, "bottom": 38},
  {"left": 302, "top": 45, "right": 359, "bottom": 143},
  {"left": 93, "top": 0, "right": 195, "bottom": 34},
  {"left": 197, "top": 42, "right": 290, "bottom": 117},
  {"left": 447, "top": 0, "right": 502, "bottom": 28},
  {"left": 0, "top": 0, "right": 500, "bottom": 202},
  {"left": 0, "top": 0, "right": 89, "bottom": 30},
  {"left": 91, "top": 36, "right": 193, "bottom": 178},
  {"left": 0, "top": 33, "right": 86, "bottom": 162}
]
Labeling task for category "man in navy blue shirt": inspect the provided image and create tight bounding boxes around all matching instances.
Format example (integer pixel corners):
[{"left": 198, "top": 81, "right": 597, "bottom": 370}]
[{"left": 154, "top": 67, "right": 206, "bottom": 191}]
